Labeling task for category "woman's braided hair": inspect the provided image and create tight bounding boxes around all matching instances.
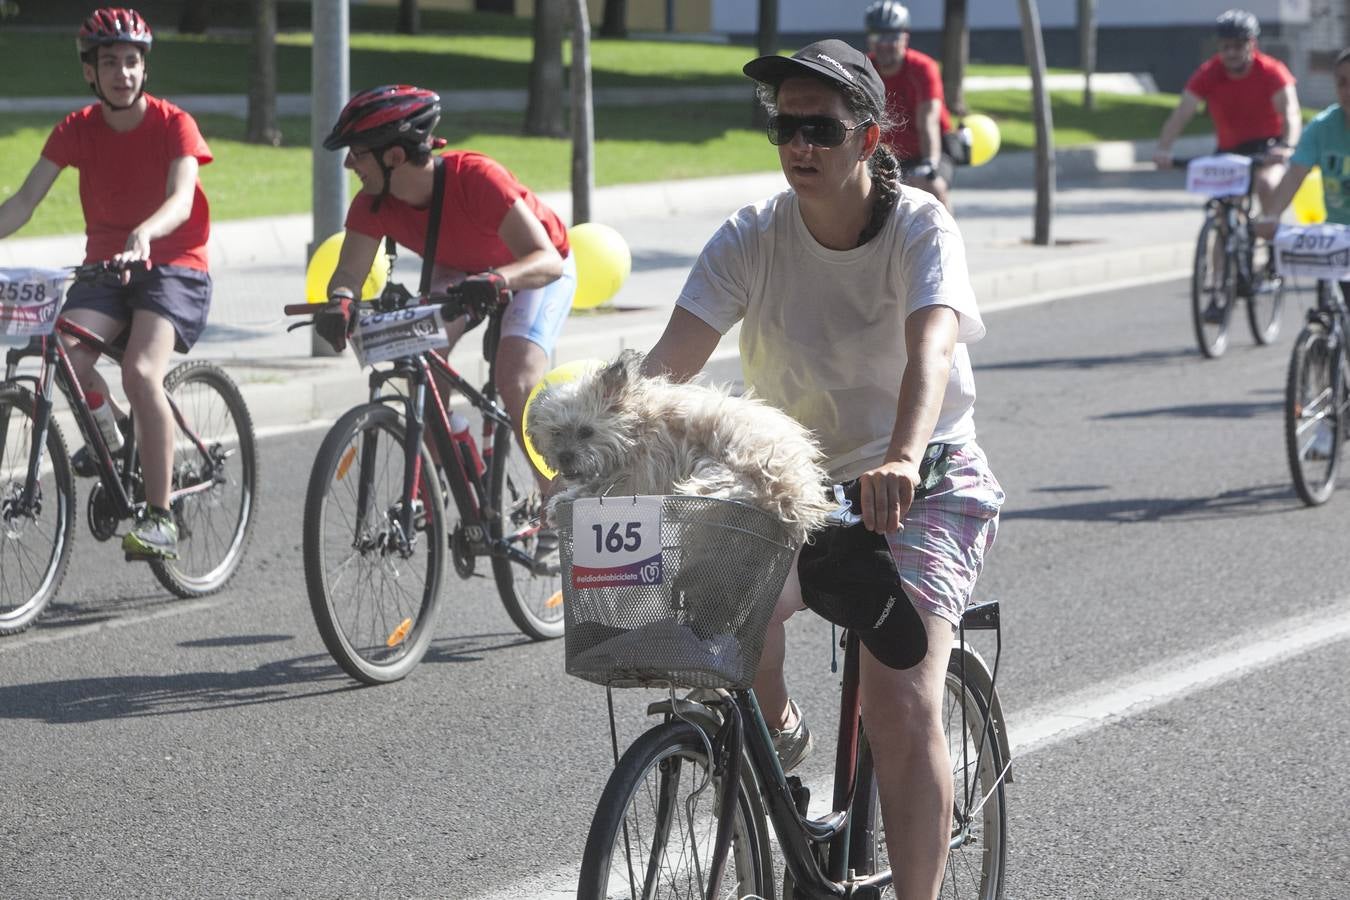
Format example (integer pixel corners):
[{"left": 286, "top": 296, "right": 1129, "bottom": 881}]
[{"left": 756, "top": 78, "right": 901, "bottom": 248}]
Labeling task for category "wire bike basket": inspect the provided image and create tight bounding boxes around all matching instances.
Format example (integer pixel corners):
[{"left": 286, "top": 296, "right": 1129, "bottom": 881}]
[{"left": 557, "top": 495, "right": 797, "bottom": 690}]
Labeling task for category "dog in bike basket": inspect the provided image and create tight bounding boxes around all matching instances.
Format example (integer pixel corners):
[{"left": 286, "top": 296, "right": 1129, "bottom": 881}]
[{"left": 527, "top": 350, "right": 834, "bottom": 546}]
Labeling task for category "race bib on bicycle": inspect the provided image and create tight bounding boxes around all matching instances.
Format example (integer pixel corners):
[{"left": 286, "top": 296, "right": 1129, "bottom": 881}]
[
  {"left": 1185, "top": 154, "right": 1252, "bottom": 198},
  {"left": 350, "top": 304, "right": 449, "bottom": 367},
  {"left": 0, "top": 268, "right": 66, "bottom": 341},
  {"left": 1273, "top": 224, "right": 1350, "bottom": 281},
  {"left": 571, "top": 496, "right": 664, "bottom": 589}
]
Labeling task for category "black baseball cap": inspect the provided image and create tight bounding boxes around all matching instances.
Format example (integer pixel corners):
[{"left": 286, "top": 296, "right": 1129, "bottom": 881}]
[
  {"left": 743, "top": 39, "right": 886, "bottom": 113},
  {"left": 797, "top": 523, "right": 927, "bottom": 670}
]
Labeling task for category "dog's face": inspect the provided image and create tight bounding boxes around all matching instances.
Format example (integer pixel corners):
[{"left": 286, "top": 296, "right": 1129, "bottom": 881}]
[{"left": 527, "top": 353, "right": 641, "bottom": 481}]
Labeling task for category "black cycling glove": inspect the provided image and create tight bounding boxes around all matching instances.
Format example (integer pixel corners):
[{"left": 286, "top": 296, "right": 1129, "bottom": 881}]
[{"left": 315, "top": 293, "right": 356, "bottom": 352}]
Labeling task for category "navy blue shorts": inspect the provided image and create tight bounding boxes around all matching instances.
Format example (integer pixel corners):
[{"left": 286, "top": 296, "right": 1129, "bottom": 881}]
[{"left": 63, "top": 264, "right": 212, "bottom": 353}]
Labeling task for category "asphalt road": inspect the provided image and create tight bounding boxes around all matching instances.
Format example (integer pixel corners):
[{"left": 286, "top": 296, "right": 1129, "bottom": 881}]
[{"left": 3, "top": 277, "right": 1349, "bottom": 898}]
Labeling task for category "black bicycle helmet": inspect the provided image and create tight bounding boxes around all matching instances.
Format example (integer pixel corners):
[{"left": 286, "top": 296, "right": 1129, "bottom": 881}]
[
  {"left": 1215, "top": 9, "right": 1260, "bottom": 41},
  {"left": 323, "top": 85, "right": 442, "bottom": 153},
  {"left": 865, "top": 0, "right": 910, "bottom": 33},
  {"left": 77, "top": 7, "right": 152, "bottom": 59}
]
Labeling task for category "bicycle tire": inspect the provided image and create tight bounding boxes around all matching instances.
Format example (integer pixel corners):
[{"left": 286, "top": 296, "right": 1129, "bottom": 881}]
[
  {"left": 849, "top": 655, "right": 1008, "bottom": 900},
  {"left": 149, "top": 361, "right": 258, "bottom": 598},
  {"left": 577, "top": 720, "right": 773, "bottom": 900},
  {"left": 303, "top": 402, "right": 446, "bottom": 684},
  {"left": 1191, "top": 216, "right": 1235, "bottom": 359},
  {"left": 1285, "top": 321, "right": 1344, "bottom": 506},
  {"left": 0, "top": 385, "right": 76, "bottom": 635},
  {"left": 487, "top": 420, "right": 564, "bottom": 640},
  {"left": 1245, "top": 242, "right": 1285, "bottom": 345}
]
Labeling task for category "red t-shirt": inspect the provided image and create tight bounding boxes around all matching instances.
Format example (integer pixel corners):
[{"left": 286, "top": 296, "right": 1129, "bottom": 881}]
[
  {"left": 41, "top": 94, "right": 213, "bottom": 270},
  {"left": 1185, "top": 51, "right": 1295, "bottom": 151},
  {"left": 871, "top": 48, "right": 953, "bottom": 160},
  {"left": 345, "top": 150, "right": 569, "bottom": 272}
]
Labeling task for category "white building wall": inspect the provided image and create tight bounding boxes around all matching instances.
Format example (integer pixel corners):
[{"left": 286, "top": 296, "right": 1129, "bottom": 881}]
[{"left": 711, "top": 0, "right": 1310, "bottom": 34}]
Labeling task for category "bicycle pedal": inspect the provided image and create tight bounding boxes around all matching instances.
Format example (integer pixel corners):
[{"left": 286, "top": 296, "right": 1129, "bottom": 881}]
[{"left": 124, "top": 549, "right": 178, "bottom": 563}]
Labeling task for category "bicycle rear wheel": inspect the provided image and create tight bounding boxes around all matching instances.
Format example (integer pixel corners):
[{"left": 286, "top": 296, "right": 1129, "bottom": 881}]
[
  {"left": 1246, "top": 242, "right": 1285, "bottom": 345},
  {"left": 1285, "top": 321, "right": 1344, "bottom": 506},
  {"left": 304, "top": 403, "right": 446, "bottom": 684},
  {"left": 1191, "top": 217, "right": 1236, "bottom": 359},
  {"left": 149, "top": 362, "right": 258, "bottom": 597},
  {"left": 488, "top": 422, "right": 563, "bottom": 640},
  {"left": 578, "top": 720, "right": 772, "bottom": 900},
  {"left": 850, "top": 658, "right": 1008, "bottom": 900},
  {"left": 0, "top": 385, "right": 76, "bottom": 635}
]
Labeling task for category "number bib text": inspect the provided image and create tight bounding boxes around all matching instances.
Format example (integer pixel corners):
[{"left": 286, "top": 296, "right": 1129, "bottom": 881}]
[
  {"left": 0, "top": 268, "right": 66, "bottom": 341},
  {"left": 1185, "top": 154, "right": 1252, "bottom": 198},
  {"left": 571, "top": 496, "right": 664, "bottom": 589},
  {"left": 351, "top": 304, "right": 449, "bottom": 366},
  {"left": 1274, "top": 224, "right": 1350, "bottom": 281}
]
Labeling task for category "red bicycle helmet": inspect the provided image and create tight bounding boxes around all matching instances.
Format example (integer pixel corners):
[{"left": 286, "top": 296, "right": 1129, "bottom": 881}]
[
  {"left": 77, "top": 7, "right": 153, "bottom": 58},
  {"left": 323, "top": 85, "right": 442, "bottom": 153}
]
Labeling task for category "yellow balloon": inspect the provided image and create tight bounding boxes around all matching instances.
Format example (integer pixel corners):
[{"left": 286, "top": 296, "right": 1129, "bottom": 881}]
[
  {"left": 1293, "top": 166, "right": 1327, "bottom": 225},
  {"left": 568, "top": 222, "right": 632, "bottom": 310},
  {"left": 963, "top": 114, "right": 1001, "bottom": 167},
  {"left": 522, "top": 358, "right": 606, "bottom": 480},
  {"left": 305, "top": 231, "right": 390, "bottom": 303}
]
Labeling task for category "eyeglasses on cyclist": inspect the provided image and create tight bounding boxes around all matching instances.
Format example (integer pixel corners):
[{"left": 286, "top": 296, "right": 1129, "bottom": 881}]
[{"left": 767, "top": 114, "right": 874, "bottom": 148}]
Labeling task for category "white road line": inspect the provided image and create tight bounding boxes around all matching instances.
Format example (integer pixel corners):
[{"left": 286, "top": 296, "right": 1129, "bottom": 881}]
[
  {"left": 471, "top": 599, "right": 1350, "bottom": 899},
  {"left": 0, "top": 598, "right": 219, "bottom": 655}
]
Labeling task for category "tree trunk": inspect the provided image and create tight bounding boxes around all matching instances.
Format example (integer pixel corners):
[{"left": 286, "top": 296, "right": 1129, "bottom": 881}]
[
  {"left": 1018, "top": 0, "right": 1055, "bottom": 246},
  {"left": 600, "top": 0, "right": 626, "bottom": 38},
  {"left": 525, "top": 0, "right": 567, "bottom": 137},
  {"left": 1078, "top": 0, "right": 1097, "bottom": 110},
  {"left": 942, "top": 0, "right": 969, "bottom": 116},
  {"left": 397, "top": 0, "right": 420, "bottom": 35},
  {"left": 178, "top": 0, "right": 211, "bottom": 34},
  {"left": 570, "top": 0, "right": 594, "bottom": 225},
  {"left": 247, "top": 0, "right": 281, "bottom": 146},
  {"left": 751, "top": 0, "right": 778, "bottom": 128}
]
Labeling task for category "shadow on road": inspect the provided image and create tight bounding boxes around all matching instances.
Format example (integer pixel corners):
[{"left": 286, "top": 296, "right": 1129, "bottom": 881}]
[
  {"left": 1004, "top": 482, "right": 1298, "bottom": 523},
  {"left": 0, "top": 631, "right": 534, "bottom": 723},
  {"left": 1096, "top": 399, "right": 1282, "bottom": 420},
  {"left": 976, "top": 347, "right": 1194, "bottom": 371}
]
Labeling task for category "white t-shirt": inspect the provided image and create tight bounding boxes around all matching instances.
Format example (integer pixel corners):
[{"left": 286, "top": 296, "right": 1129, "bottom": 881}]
[{"left": 677, "top": 187, "right": 985, "bottom": 481}]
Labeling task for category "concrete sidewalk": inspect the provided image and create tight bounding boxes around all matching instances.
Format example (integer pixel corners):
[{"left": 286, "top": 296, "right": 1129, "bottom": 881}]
[{"left": 1, "top": 154, "right": 1209, "bottom": 434}]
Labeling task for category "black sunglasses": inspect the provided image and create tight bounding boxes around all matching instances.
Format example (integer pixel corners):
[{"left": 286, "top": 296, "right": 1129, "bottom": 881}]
[{"left": 767, "top": 114, "right": 874, "bottom": 148}]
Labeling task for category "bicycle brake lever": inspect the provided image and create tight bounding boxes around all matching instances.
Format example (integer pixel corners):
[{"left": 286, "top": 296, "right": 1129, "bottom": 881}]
[
  {"left": 286, "top": 320, "right": 314, "bottom": 333},
  {"left": 826, "top": 482, "right": 863, "bottom": 527}
]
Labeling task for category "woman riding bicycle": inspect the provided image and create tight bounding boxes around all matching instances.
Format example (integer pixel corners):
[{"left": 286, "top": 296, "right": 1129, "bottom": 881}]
[
  {"left": 0, "top": 7, "right": 213, "bottom": 562},
  {"left": 641, "top": 39, "right": 1003, "bottom": 900},
  {"left": 314, "top": 85, "right": 576, "bottom": 567}
]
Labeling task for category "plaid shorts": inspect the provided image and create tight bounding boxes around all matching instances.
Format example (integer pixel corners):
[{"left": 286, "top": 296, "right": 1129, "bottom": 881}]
[{"left": 883, "top": 441, "right": 1004, "bottom": 627}]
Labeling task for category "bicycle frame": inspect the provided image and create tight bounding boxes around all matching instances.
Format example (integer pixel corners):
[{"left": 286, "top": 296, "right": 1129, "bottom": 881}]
[
  {"left": 646, "top": 600, "right": 1009, "bottom": 900},
  {"left": 2, "top": 318, "right": 219, "bottom": 521},
  {"left": 354, "top": 313, "right": 539, "bottom": 573}
]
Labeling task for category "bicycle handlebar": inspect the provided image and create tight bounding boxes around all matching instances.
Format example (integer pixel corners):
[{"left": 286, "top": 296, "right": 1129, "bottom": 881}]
[
  {"left": 71, "top": 259, "right": 152, "bottom": 285},
  {"left": 282, "top": 280, "right": 510, "bottom": 323}
]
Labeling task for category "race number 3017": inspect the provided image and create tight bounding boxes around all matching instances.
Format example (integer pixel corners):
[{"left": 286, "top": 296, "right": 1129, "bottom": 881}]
[{"left": 571, "top": 497, "right": 664, "bottom": 589}]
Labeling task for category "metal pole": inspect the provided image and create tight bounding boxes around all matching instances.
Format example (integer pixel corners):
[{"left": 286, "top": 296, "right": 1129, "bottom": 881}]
[
  {"left": 1019, "top": 0, "right": 1055, "bottom": 246},
  {"left": 570, "top": 0, "right": 594, "bottom": 225},
  {"left": 310, "top": 0, "right": 349, "bottom": 357}
]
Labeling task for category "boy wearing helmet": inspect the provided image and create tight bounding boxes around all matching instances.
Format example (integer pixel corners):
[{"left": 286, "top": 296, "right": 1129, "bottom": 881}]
[
  {"left": 0, "top": 7, "right": 214, "bottom": 562},
  {"left": 1154, "top": 9, "right": 1301, "bottom": 216},
  {"left": 317, "top": 85, "right": 575, "bottom": 565},
  {"left": 864, "top": 0, "right": 955, "bottom": 211}
]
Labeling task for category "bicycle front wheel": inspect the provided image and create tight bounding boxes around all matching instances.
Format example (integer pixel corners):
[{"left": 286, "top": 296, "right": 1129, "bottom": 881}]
[
  {"left": 1191, "top": 216, "right": 1236, "bottom": 359},
  {"left": 150, "top": 362, "right": 258, "bottom": 598},
  {"left": 1285, "top": 321, "right": 1344, "bottom": 506},
  {"left": 488, "top": 422, "right": 563, "bottom": 640},
  {"left": 577, "top": 720, "right": 773, "bottom": 900},
  {"left": 0, "top": 385, "right": 76, "bottom": 635},
  {"left": 303, "top": 403, "right": 446, "bottom": 684},
  {"left": 1246, "top": 242, "right": 1285, "bottom": 345},
  {"left": 850, "top": 658, "right": 1009, "bottom": 900}
]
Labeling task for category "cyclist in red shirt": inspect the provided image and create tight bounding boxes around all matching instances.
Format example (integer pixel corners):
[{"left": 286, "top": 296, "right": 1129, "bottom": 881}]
[
  {"left": 865, "top": 0, "right": 955, "bottom": 212},
  {"left": 1154, "top": 9, "right": 1301, "bottom": 215},
  {"left": 315, "top": 85, "right": 576, "bottom": 564},
  {"left": 0, "top": 7, "right": 213, "bottom": 562}
]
